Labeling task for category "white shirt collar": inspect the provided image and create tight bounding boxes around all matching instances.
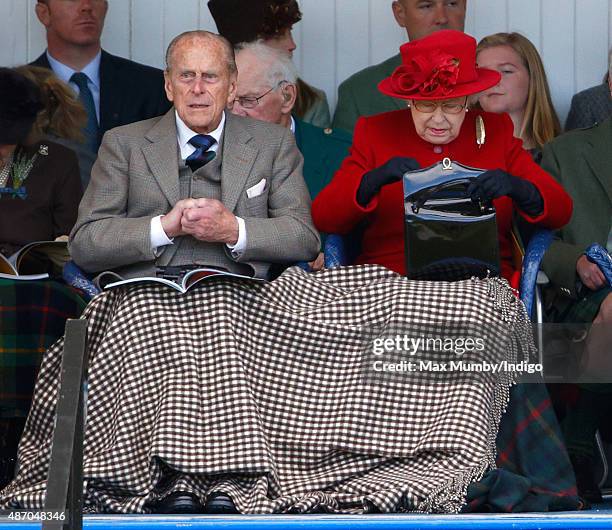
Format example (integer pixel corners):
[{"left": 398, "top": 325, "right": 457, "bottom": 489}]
[
  {"left": 46, "top": 50, "right": 101, "bottom": 89},
  {"left": 290, "top": 115, "right": 296, "bottom": 134},
  {"left": 175, "top": 110, "right": 225, "bottom": 160}
]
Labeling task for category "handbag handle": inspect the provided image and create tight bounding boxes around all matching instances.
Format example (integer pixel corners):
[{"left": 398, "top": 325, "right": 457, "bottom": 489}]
[{"left": 410, "top": 177, "right": 475, "bottom": 213}]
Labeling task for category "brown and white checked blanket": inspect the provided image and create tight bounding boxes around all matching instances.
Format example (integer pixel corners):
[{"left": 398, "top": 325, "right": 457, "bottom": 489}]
[{"left": 0, "top": 265, "right": 534, "bottom": 514}]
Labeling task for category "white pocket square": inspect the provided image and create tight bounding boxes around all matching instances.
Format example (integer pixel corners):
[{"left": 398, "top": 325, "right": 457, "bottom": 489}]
[{"left": 246, "top": 178, "right": 267, "bottom": 198}]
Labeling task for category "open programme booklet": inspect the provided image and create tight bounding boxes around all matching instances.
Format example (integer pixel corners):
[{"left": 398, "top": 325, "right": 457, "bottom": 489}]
[
  {"left": 0, "top": 240, "right": 70, "bottom": 281},
  {"left": 99, "top": 267, "right": 265, "bottom": 294}
]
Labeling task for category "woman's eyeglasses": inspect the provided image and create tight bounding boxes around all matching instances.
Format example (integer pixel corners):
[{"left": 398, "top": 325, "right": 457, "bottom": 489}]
[{"left": 411, "top": 98, "right": 468, "bottom": 114}]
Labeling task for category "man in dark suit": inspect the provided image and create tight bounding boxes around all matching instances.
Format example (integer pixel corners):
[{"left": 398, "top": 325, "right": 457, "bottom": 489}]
[
  {"left": 32, "top": 0, "right": 171, "bottom": 186},
  {"left": 332, "top": 0, "right": 467, "bottom": 133}
]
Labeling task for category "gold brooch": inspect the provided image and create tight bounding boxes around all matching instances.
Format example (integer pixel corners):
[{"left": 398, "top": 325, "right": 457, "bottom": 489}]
[{"left": 475, "top": 116, "right": 486, "bottom": 148}]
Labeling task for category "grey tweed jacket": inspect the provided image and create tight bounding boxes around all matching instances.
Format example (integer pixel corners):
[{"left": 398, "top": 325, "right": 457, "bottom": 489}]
[
  {"left": 565, "top": 81, "right": 612, "bottom": 131},
  {"left": 69, "top": 110, "right": 320, "bottom": 279}
]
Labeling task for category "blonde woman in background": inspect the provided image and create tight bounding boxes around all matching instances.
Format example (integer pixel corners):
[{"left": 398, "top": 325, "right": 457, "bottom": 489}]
[
  {"left": 476, "top": 32, "right": 561, "bottom": 163},
  {"left": 15, "top": 65, "right": 93, "bottom": 188}
]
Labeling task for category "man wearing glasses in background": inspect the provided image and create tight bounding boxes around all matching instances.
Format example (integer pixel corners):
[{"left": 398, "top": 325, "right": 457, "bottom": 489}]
[{"left": 232, "top": 42, "right": 351, "bottom": 270}]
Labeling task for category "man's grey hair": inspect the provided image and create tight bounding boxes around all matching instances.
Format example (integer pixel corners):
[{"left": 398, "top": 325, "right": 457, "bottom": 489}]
[
  {"left": 165, "top": 30, "right": 237, "bottom": 75},
  {"left": 234, "top": 40, "right": 298, "bottom": 88}
]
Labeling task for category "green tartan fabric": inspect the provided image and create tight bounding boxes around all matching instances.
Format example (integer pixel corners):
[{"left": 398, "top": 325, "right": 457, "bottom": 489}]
[
  {"left": 466, "top": 382, "right": 582, "bottom": 512},
  {"left": 0, "top": 279, "right": 86, "bottom": 418}
]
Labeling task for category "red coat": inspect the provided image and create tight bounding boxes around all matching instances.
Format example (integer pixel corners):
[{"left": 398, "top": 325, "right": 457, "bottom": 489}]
[{"left": 312, "top": 109, "right": 573, "bottom": 287}]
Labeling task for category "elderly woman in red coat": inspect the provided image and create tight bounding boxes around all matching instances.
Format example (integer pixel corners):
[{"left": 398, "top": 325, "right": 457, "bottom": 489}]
[{"left": 313, "top": 30, "right": 572, "bottom": 289}]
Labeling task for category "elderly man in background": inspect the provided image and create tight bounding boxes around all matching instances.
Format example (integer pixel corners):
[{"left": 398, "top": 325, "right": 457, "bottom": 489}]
[
  {"left": 231, "top": 42, "right": 351, "bottom": 270},
  {"left": 232, "top": 43, "right": 350, "bottom": 202},
  {"left": 70, "top": 31, "right": 319, "bottom": 281},
  {"left": 32, "top": 0, "right": 171, "bottom": 187},
  {"left": 332, "top": 0, "right": 467, "bottom": 133}
]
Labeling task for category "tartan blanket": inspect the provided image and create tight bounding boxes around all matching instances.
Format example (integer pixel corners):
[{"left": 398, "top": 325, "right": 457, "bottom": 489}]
[
  {"left": 1, "top": 265, "right": 536, "bottom": 513},
  {"left": 0, "top": 279, "right": 86, "bottom": 418},
  {"left": 468, "top": 382, "right": 581, "bottom": 511}
]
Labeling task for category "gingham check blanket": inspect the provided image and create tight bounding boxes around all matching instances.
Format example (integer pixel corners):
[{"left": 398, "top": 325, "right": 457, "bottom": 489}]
[{"left": 0, "top": 265, "right": 534, "bottom": 513}]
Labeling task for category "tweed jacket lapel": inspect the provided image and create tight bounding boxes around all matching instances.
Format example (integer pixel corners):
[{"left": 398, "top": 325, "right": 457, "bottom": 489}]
[
  {"left": 583, "top": 119, "right": 612, "bottom": 207},
  {"left": 142, "top": 109, "right": 180, "bottom": 206},
  {"left": 221, "top": 112, "right": 258, "bottom": 213}
]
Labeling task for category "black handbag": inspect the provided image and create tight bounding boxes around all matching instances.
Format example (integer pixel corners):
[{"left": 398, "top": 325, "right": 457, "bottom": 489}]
[{"left": 404, "top": 157, "right": 500, "bottom": 281}]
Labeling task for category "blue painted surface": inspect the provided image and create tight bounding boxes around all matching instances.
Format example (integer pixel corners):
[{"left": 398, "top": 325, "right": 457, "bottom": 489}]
[{"left": 2, "top": 506, "right": 612, "bottom": 530}]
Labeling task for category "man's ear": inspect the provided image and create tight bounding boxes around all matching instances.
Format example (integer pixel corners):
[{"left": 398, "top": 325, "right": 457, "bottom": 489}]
[
  {"left": 280, "top": 82, "right": 297, "bottom": 114},
  {"left": 391, "top": 1, "right": 407, "bottom": 29},
  {"left": 163, "top": 70, "right": 174, "bottom": 103},
  {"left": 227, "top": 74, "right": 238, "bottom": 106},
  {"left": 35, "top": 1, "right": 51, "bottom": 27}
]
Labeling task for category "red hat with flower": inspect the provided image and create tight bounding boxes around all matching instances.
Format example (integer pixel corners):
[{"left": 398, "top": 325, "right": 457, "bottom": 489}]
[{"left": 378, "top": 30, "right": 501, "bottom": 100}]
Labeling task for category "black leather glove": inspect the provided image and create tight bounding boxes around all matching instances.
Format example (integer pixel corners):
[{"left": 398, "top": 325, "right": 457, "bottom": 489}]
[
  {"left": 467, "top": 169, "right": 544, "bottom": 217},
  {"left": 356, "top": 156, "right": 420, "bottom": 207}
]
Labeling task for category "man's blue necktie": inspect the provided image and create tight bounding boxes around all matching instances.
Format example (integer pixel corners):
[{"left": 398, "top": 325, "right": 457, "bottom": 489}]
[
  {"left": 186, "top": 134, "right": 216, "bottom": 171},
  {"left": 70, "top": 72, "right": 100, "bottom": 153}
]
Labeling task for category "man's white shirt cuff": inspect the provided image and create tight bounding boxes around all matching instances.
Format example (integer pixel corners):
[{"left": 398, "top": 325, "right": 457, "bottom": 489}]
[
  {"left": 227, "top": 216, "right": 246, "bottom": 258},
  {"left": 150, "top": 215, "right": 174, "bottom": 255}
]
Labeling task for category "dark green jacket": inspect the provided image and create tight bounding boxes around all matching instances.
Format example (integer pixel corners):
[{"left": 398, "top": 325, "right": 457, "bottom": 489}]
[
  {"left": 540, "top": 119, "right": 612, "bottom": 298},
  {"left": 294, "top": 118, "right": 352, "bottom": 200},
  {"left": 331, "top": 54, "right": 404, "bottom": 133}
]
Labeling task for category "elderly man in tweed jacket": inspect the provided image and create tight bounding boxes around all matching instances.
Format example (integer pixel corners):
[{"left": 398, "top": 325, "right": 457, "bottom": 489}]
[{"left": 70, "top": 30, "right": 319, "bottom": 280}]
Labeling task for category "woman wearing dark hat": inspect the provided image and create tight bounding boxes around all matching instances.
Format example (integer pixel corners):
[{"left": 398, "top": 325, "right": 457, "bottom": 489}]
[
  {"left": 0, "top": 68, "right": 84, "bottom": 488},
  {"left": 208, "top": 0, "right": 331, "bottom": 128},
  {"left": 0, "top": 67, "right": 82, "bottom": 258},
  {"left": 312, "top": 30, "right": 572, "bottom": 290}
]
